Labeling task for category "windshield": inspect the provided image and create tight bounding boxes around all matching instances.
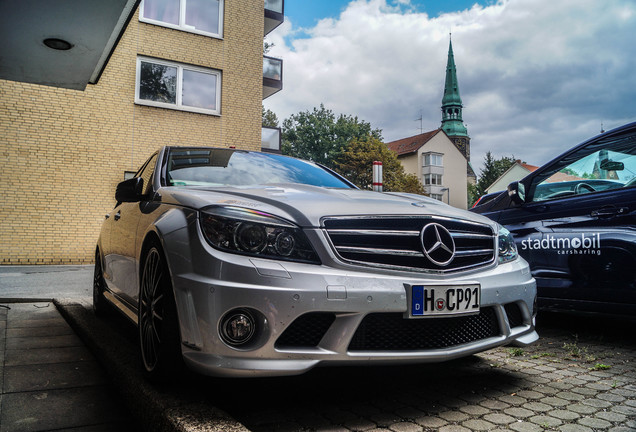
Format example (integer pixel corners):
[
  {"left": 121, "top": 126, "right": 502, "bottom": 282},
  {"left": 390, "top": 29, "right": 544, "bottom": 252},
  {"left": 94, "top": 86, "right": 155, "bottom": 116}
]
[{"left": 165, "top": 148, "right": 353, "bottom": 188}]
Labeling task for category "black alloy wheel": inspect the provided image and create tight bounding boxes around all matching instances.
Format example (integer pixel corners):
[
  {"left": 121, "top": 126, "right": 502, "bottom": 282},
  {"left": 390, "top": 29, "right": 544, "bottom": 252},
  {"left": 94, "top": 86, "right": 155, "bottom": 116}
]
[{"left": 138, "top": 244, "right": 183, "bottom": 381}]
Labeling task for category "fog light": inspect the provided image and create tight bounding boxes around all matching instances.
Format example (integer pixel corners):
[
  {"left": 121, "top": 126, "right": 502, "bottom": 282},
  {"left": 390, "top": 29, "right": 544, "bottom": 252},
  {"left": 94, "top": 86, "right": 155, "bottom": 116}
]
[{"left": 221, "top": 310, "right": 256, "bottom": 346}]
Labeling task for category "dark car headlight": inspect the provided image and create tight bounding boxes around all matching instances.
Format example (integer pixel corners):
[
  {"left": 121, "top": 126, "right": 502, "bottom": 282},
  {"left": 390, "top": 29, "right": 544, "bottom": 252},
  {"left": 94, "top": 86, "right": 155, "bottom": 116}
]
[
  {"left": 498, "top": 225, "right": 518, "bottom": 264},
  {"left": 200, "top": 206, "right": 320, "bottom": 264}
]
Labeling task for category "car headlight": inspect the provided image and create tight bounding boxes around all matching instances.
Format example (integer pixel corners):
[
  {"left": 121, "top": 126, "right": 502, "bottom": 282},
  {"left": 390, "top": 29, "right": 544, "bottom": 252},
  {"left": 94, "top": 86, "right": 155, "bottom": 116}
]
[
  {"left": 498, "top": 225, "right": 518, "bottom": 264},
  {"left": 199, "top": 206, "right": 320, "bottom": 264}
]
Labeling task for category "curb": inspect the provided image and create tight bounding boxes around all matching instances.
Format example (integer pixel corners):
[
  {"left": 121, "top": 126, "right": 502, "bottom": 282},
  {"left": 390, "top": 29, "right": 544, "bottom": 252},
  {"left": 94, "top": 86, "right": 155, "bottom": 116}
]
[{"left": 54, "top": 299, "right": 250, "bottom": 432}]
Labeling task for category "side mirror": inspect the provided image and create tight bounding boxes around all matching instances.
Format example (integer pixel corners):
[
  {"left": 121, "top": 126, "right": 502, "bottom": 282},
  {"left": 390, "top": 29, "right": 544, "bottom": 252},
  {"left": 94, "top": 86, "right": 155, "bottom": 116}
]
[
  {"left": 507, "top": 181, "right": 526, "bottom": 205},
  {"left": 115, "top": 177, "right": 144, "bottom": 203}
]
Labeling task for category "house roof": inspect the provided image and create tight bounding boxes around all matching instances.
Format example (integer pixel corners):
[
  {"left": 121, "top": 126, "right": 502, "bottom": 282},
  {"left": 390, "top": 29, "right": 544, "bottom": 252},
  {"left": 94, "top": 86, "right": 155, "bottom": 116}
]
[
  {"left": 386, "top": 129, "right": 442, "bottom": 156},
  {"left": 518, "top": 160, "right": 539, "bottom": 172},
  {"left": 486, "top": 159, "right": 538, "bottom": 193}
]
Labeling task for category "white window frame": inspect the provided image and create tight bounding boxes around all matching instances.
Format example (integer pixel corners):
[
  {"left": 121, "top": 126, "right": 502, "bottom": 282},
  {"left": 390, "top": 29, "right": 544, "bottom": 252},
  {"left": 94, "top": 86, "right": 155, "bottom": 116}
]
[
  {"left": 135, "top": 57, "right": 221, "bottom": 116},
  {"left": 424, "top": 173, "right": 443, "bottom": 186},
  {"left": 139, "top": 0, "right": 224, "bottom": 39},
  {"left": 423, "top": 152, "right": 443, "bottom": 167},
  {"left": 430, "top": 193, "right": 444, "bottom": 201}
]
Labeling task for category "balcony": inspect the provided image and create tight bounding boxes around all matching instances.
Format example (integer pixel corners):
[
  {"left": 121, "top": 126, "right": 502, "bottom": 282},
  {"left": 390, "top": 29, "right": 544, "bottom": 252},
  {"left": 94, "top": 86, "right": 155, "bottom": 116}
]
[
  {"left": 263, "top": 56, "right": 283, "bottom": 99},
  {"left": 262, "top": 127, "right": 281, "bottom": 153},
  {"left": 0, "top": 0, "right": 139, "bottom": 90},
  {"left": 265, "top": 0, "right": 284, "bottom": 35}
]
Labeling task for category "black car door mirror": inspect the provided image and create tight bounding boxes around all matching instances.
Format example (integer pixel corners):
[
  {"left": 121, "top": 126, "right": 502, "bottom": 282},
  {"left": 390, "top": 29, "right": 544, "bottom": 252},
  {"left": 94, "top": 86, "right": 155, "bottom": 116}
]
[
  {"left": 507, "top": 181, "right": 526, "bottom": 205},
  {"left": 115, "top": 177, "right": 144, "bottom": 203}
]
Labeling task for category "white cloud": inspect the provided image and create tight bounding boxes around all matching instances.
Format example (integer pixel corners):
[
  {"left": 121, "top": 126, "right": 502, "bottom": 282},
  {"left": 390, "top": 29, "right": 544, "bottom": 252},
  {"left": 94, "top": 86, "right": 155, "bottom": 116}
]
[{"left": 264, "top": 0, "right": 636, "bottom": 171}]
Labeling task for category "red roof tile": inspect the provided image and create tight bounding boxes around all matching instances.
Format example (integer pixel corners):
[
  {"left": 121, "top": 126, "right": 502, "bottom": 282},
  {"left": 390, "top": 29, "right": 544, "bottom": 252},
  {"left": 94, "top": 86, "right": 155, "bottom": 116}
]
[
  {"left": 386, "top": 129, "right": 441, "bottom": 156},
  {"left": 515, "top": 159, "right": 539, "bottom": 172}
]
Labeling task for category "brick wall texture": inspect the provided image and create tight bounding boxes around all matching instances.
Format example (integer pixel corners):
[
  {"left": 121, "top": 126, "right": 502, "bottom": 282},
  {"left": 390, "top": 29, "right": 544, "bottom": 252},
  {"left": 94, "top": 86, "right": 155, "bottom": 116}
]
[{"left": 0, "top": 2, "right": 265, "bottom": 264}]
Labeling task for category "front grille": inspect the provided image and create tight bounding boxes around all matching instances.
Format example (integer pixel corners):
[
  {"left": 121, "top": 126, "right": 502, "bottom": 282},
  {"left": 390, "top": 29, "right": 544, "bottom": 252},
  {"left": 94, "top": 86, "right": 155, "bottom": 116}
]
[
  {"left": 504, "top": 302, "right": 524, "bottom": 328},
  {"left": 275, "top": 313, "right": 336, "bottom": 348},
  {"left": 323, "top": 216, "right": 496, "bottom": 273},
  {"left": 348, "top": 307, "right": 500, "bottom": 351}
]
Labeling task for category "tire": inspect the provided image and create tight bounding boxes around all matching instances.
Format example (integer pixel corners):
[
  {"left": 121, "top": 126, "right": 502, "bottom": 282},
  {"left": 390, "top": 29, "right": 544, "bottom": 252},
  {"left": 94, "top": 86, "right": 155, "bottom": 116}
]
[
  {"left": 93, "top": 250, "right": 113, "bottom": 317},
  {"left": 138, "top": 243, "right": 184, "bottom": 381}
]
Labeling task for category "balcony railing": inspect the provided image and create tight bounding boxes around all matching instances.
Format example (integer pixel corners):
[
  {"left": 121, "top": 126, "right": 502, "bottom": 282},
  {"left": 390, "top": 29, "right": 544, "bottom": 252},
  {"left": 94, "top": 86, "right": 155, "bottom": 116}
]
[
  {"left": 265, "top": 0, "right": 284, "bottom": 35},
  {"left": 263, "top": 56, "right": 283, "bottom": 99}
]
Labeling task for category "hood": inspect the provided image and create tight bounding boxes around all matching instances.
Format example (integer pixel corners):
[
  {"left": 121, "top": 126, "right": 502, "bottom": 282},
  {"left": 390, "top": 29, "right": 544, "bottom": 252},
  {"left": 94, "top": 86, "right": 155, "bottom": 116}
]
[{"left": 159, "top": 184, "right": 497, "bottom": 229}]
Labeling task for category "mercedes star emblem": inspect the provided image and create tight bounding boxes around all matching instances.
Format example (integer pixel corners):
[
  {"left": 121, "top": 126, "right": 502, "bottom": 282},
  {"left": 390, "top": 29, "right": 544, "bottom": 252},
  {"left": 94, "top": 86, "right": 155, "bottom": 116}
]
[{"left": 420, "top": 223, "right": 456, "bottom": 266}]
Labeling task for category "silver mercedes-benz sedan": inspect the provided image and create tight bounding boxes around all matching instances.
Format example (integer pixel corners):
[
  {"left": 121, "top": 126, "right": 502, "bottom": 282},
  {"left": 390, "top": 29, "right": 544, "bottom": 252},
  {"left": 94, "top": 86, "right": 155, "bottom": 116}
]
[{"left": 94, "top": 146, "right": 538, "bottom": 379}]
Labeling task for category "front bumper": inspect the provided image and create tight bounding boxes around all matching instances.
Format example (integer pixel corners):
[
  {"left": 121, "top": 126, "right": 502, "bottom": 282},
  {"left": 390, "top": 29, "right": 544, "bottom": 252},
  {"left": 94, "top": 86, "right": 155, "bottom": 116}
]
[{"left": 165, "top": 227, "right": 538, "bottom": 377}]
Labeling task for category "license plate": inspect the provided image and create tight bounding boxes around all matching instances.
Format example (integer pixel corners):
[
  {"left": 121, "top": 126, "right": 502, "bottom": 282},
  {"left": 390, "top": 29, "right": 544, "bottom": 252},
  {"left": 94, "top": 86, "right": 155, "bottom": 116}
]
[{"left": 409, "top": 284, "right": 480, "bottom": 317}]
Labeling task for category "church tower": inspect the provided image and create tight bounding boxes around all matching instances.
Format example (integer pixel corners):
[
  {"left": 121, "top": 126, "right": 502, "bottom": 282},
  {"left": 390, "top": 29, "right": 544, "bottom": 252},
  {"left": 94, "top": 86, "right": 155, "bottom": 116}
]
[{"left": 441, "top": 37, "right": 470, "bottom": 160}]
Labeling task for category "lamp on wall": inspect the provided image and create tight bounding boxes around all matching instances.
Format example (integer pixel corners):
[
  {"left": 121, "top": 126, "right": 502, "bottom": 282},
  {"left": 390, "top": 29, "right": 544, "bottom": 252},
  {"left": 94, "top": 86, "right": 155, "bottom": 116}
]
[{"left": 440, "top": 187, "right": 450, "bottom": 205}]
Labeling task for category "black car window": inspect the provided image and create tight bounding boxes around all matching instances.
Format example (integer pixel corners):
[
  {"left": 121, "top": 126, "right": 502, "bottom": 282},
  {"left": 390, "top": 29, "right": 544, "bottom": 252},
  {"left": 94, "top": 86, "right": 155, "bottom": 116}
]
[
  {"left": 529, "top": 134, "right": 636, "bottom": 202},
  {"left": 165, "top": 148, "right": 353, "bottom": 189}
]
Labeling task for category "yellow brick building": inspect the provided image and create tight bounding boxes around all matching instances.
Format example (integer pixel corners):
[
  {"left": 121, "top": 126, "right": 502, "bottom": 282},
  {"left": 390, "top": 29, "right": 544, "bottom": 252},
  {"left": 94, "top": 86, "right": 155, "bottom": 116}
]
[{"left": 0, "top": 0, "right": 283, "bottom": 264}]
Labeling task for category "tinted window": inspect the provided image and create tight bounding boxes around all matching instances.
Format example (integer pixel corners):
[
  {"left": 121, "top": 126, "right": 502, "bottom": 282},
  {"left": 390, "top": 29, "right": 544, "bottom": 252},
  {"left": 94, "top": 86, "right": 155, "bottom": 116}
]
[
  {"left": 529, "top": 133, "right": 636, "bottom": 202},
  {"left": 166, "top": 148, "right": 353, "bottom": 188}
]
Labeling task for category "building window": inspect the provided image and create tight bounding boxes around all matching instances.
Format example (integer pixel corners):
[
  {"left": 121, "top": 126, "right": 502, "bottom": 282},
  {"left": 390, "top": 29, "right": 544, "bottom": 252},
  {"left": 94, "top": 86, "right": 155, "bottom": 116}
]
[
  {"left": 265, "top": 0, "right": 283, "bottom": 13},
  {"left": 135, "top": 57, "right": 221, "bottom": 115},
  {"left": 423, "top": 153, "right": 443, "bottom": 166},
  {"left": 140, "top": 0, "right": 223, "bottom": 38},
  {"left": 430, "top": 193, "right": 444, "bottom": 201},
  {"left": 424, "top": 174, "right": 443, "bottom": 186}
]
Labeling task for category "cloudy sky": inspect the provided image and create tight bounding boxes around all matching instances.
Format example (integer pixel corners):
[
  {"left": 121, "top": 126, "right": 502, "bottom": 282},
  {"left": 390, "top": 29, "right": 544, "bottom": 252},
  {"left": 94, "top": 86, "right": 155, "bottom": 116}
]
[{"left": 263, "top": 0, "right": 636, "bottom": 174}]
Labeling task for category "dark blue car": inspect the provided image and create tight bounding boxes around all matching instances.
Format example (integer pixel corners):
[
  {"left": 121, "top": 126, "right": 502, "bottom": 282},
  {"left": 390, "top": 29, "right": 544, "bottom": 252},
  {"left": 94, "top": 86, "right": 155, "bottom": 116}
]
[{"left": 472, "top": 122, "right": 636, "bottom": 316}]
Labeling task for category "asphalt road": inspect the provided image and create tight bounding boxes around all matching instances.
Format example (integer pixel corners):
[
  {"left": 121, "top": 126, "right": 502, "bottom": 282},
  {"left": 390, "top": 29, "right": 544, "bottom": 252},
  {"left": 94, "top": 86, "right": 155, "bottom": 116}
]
[{"left": 0, "top": 265, "right": 92, "bottom": 304}]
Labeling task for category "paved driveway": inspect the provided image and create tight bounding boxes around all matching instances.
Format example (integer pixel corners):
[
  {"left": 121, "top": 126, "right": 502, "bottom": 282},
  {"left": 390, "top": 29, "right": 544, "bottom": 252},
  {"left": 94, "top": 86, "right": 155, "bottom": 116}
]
[
  {"left": 75, "top": 304, "right": 635, "bottom": 432},
  {"left": 214, "top": 312, "right": 636, "bottom": 432},
  {"left": 3, "top": 266, "right": 634, "bottom": 431}
]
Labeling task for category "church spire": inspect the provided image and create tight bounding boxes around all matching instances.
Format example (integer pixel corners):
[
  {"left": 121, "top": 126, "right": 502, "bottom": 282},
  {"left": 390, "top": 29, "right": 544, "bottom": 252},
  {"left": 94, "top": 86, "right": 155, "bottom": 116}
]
[
  {"left": 441, "top": 36, "right": 470, "bottom": 159},
  {"left": 441, "top": 37, "right": 467, "bottom": 137}
]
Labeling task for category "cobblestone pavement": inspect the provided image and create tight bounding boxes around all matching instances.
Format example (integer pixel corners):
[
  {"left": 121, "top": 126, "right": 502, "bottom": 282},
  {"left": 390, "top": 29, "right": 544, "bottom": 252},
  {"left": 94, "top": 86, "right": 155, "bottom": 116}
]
[{"left": 208, "top": 312, "right": 636, "bottom": 432}]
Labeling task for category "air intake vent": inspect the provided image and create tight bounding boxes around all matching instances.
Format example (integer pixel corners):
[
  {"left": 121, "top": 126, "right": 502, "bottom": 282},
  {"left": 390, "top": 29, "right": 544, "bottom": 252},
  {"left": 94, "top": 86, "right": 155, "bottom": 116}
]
[
  {"left": 276, "top": 313, "right": 336, "bottom": 348},
  {"left": 349, "top": 307, "right": 500, "bottom": 351}
]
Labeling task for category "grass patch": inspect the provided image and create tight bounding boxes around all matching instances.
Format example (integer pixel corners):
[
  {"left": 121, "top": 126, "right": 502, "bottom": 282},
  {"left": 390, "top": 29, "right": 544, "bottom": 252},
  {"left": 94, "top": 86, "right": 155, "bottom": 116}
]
[
  {"left": 508, "top": 348, "right": 525, "bottom": 357},
  {"left": 563, "top": 338, "right": 588, "bottom": 358},
  {"left": 589, "top": 363, "right": 611, "bottom": 371}
]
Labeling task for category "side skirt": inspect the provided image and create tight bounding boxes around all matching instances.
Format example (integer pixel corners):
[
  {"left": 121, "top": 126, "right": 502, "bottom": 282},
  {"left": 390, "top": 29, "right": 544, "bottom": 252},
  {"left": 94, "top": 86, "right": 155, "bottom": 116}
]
[{"left": 104, "top": 290, "right": 139, "bottom": 325}]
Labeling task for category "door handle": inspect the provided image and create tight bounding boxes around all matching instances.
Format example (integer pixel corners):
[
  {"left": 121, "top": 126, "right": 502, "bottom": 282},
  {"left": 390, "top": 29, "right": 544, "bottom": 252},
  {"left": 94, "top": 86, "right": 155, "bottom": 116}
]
[
  {"left": 591, "top": 206, "right": 627, "bottom": 218},
  {"left": 114, "top": 211, "right": 121, "bottom": 221}
]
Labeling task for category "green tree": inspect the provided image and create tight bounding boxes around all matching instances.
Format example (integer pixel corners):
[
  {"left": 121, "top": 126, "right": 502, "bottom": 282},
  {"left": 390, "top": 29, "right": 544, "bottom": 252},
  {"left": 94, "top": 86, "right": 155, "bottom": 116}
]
[
  {"left": 281, "top": 104, "right": 382, "bottom": 168},
  {"left": 262, "top": 106, "right": 279, "bottom": 128},
  {"left": 468, "top": 152, "right": 517, "bottom": 207},
  {"left": 334, "top": 137, "right": 426, "bottom": 194}
]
